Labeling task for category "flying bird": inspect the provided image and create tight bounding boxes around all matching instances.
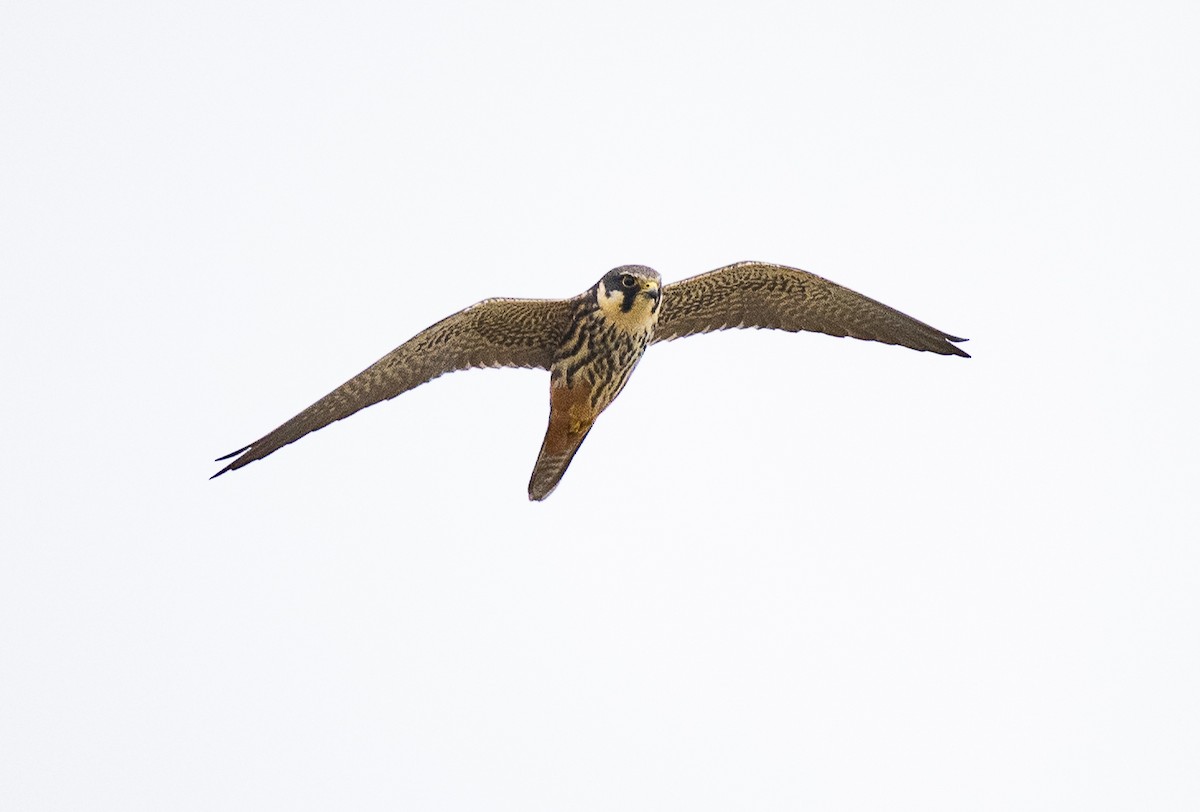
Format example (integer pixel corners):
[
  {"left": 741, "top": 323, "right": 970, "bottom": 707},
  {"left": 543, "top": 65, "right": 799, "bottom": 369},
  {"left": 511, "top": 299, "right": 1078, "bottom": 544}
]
[{"left": 213, "top": 261, "right": 968, "bottom": 499}]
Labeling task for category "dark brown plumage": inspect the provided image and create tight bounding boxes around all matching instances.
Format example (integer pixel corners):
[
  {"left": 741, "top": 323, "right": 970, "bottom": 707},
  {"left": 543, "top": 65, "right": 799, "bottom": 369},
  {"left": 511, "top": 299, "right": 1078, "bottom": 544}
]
[
  {"left": 212, "top": 297, "right": 578, "bottom": 479},
  {"left": 214, "top": 262, "right": 968, "bottom": 497},
  {"left": 654, "top": 261, "right": 969, "bottom": 356},
  {"left": 527, "top": 266, "right": 661, "bottom": 498}
]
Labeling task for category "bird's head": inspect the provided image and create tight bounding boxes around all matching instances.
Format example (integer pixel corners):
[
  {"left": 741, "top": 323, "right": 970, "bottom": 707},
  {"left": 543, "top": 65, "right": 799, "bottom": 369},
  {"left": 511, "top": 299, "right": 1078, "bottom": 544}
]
[{"left": 595, "top": 265, "right": 662, "bottom": 331}]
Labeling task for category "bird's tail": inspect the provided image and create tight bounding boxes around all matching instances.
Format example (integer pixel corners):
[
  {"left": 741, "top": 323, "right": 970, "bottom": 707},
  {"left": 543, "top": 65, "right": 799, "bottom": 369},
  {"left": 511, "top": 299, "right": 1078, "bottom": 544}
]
[{"left": 528, "top": 409, "right": 594, "bottom": 501}]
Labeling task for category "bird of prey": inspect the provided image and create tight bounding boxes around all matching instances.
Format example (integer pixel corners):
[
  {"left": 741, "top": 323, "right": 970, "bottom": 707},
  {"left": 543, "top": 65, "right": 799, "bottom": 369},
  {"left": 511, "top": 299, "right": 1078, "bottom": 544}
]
[{"left": 213, "top": 261, "right": 968, "bottom": 499}]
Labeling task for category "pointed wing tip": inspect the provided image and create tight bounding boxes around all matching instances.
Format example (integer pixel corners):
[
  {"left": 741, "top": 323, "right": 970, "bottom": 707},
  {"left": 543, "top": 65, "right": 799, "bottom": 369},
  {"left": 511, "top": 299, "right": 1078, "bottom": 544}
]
[
  {"left": 211, "top": 444, "right": 253, "bottom": 479},
  {"left": 945, "top": 335, "right": 970, "bottom": 358}
]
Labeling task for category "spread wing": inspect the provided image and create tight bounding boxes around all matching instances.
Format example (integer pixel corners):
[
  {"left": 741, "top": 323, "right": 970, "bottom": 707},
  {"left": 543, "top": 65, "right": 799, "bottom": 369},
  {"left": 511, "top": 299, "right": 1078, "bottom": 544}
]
[
  {"left": 212, "top": 296, "right": 577, "bottom": 477},
  {"left": 653, "top": 261, "right": 969, "bottom": 357}
]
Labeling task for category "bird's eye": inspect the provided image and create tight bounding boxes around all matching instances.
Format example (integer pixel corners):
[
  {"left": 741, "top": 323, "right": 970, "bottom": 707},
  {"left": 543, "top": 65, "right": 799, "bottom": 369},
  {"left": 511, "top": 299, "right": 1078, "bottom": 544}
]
[{"left": 620, "top": 274, "right": 637, "bottom": 289}]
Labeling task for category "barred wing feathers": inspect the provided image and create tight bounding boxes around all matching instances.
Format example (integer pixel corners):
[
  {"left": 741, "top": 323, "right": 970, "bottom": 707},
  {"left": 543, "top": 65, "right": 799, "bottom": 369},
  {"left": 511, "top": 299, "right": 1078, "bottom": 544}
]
[
  {"left": 213, "top": 296, "right": 577, "bottom": 477},
  {"left": 653, "top": 262, "right": 969, "bottom": 357}
]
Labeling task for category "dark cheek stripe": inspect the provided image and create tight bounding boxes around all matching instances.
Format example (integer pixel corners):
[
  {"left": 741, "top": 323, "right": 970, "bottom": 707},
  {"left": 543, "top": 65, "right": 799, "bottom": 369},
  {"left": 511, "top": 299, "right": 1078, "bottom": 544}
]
[{"left": 619, "top": 288, "right": 638, "bottom": 313}]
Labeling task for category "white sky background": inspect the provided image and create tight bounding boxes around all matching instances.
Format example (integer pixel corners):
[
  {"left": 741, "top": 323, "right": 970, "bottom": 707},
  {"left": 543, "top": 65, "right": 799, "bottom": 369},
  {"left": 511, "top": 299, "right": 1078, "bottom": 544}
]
[{"left": 2, "top": 0, "right": 1198, "bottom": 809}]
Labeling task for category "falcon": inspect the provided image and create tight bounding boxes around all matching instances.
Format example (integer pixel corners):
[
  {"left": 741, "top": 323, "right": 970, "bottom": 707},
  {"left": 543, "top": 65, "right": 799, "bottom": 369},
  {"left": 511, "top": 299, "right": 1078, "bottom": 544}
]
[{"left": 213, "top": 262, "right": 968, "bottom": 499}]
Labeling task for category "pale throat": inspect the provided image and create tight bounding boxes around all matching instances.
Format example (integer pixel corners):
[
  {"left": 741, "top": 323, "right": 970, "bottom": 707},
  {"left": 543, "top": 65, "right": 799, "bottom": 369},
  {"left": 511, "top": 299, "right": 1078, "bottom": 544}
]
[{"left": 595, "top": 280, "right": 660, "bottom": 335}]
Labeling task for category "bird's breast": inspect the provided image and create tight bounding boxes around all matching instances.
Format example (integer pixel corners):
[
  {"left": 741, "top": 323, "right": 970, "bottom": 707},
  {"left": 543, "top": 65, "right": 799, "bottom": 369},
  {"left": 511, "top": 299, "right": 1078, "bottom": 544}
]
[{"left": 551, "top": 310, "right": 651, "bottom": 412}]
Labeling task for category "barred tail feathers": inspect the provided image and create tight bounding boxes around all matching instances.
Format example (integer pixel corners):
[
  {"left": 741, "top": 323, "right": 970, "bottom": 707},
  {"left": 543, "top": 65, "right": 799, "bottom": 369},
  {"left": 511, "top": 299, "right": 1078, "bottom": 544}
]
[{"left": 528, "top": 384, "right": 596, "bottom": 501}]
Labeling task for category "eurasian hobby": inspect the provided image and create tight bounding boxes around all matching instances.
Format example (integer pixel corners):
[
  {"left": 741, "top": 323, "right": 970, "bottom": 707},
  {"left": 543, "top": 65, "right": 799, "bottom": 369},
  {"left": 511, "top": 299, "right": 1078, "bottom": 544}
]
[{"left": 213, "top": 262, "right": 968, "bottom": 499}]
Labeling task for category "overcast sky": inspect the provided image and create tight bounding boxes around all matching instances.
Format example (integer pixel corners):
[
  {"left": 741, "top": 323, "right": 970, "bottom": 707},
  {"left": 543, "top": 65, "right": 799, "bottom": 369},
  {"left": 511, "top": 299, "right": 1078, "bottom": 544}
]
[{"left": 3, "top": 1, "right": 1198, "bottom": 810}]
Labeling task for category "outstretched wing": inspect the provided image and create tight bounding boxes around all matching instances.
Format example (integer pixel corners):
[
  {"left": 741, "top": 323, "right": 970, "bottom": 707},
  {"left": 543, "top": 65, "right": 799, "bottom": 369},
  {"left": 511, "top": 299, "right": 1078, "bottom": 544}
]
[
  {"left": 653, "top": 261, "right": 969, "bottom": 357},
  {"left": 213, "top": 296, "right": 577, "bottom": 477}
]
